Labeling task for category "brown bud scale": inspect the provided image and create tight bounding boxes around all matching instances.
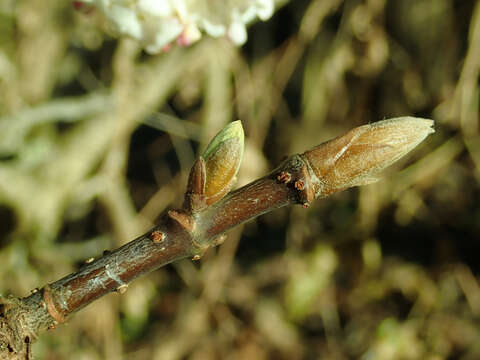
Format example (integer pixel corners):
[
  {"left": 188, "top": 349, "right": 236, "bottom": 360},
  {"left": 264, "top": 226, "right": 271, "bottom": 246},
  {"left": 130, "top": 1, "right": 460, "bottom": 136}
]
[
  {"left": 301, "top": 117, "right": 435, "bottom": 198},
  {"left": 168, "top": 210, "right": 195, "bottom": 232},
  {"left": 184, "top": 157, "right": 207, "bottom": 213}
]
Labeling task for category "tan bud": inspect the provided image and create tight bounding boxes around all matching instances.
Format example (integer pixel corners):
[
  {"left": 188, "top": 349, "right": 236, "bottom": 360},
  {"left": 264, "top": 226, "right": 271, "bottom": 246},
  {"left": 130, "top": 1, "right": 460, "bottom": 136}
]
[
  {"left": 202, "top": 121, "right": 244, "bottom": 205},
  {"left": 302, "top": 117, "right": 435, "bottom": 198}
]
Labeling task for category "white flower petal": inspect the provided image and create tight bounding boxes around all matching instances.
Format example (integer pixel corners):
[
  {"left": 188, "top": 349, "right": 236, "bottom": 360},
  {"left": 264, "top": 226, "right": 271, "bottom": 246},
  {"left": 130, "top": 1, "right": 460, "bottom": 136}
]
[
  {"left": 228, "top": 20, "right": 247, "bottom": 45},
  {"left": 137, "top": 0, "right": 172, "bottom": 17},
  {"left": 181, "top": 23, "right": 202, "bottom": 44},
  {"left": 171, "top": 0, "right": 188, "bottom": 20},
  {"left": 84, "top": 0, "right": 279, "bottom": 50},
  {"left": 240, "top": 5, "right": 258, "bottom": 23},
  {"left": 107, "top": 5, "right": 142, "bottom": 39},
  {"left": 201, "top": 19, "right": 227, "bottom": 38},
  {"left": 145, "top": 18, "right": 183, "bottom": 53},
  {"left": 256, "top": 0, "right": 274, "bottom": 20}
]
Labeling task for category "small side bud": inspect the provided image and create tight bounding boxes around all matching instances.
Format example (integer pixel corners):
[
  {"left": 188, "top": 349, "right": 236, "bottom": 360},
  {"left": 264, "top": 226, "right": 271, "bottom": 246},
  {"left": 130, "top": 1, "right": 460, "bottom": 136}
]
[
  {"left": 184, "top": 157, "right": 207, "bottom": 212},
  {"left": 302, "top": 117, "right": 435, "bottom": 198},
  {"left": 202, "top": 120, "right": 244, "bottom": 205},
  {"left": 150, "top": 230, "right": 166, "bottom": 244}
]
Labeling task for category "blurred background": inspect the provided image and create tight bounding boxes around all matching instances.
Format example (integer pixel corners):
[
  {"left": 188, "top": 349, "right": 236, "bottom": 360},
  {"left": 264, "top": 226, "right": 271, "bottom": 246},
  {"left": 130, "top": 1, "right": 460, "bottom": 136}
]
[{"left": 1, "top": 0, "right": 480, "bottom": 359}]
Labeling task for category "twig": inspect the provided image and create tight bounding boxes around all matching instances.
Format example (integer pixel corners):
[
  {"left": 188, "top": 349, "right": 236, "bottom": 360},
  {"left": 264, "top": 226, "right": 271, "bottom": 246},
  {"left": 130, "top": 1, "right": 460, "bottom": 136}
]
[{"left": 0, "top": 117, "right": 434, "bottom": 359}]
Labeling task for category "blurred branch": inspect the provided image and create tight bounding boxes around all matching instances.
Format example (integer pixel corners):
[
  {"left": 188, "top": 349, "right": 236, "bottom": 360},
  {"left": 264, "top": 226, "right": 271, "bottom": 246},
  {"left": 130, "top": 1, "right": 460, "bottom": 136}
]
[
  {"left": 0, "top": 117, "right": 433, "bottom": 359},
  {"left": 144, "top": 113, "right": 203, "bottom": 141},
  {"left": 0, "top": 92, "right": 112, "bottom": 153}
]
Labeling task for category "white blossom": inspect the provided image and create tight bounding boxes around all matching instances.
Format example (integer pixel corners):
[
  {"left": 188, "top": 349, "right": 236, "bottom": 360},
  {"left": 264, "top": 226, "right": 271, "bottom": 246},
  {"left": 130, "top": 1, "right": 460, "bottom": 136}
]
[{"left": 74, "top": 0, "right": 276, "bottom": 53}]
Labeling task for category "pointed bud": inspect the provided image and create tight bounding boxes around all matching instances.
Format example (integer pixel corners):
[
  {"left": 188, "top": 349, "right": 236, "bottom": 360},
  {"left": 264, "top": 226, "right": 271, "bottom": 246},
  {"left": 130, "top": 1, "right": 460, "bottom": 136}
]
[
  {"left": 183, "top": 157, "right": 207, "bottom": 213},
  {"left": 202, "top": 120, "right": 244, "bottom": 205},
  {"left": 301, "top": 117, "right": 435, "bottom": 198}
]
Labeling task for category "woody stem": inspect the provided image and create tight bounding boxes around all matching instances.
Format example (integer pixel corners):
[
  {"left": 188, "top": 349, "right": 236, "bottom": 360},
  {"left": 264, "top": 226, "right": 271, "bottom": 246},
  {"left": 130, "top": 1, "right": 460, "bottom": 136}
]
[{"left": 0, "top": 154, "right": 314, "bottom": 352}]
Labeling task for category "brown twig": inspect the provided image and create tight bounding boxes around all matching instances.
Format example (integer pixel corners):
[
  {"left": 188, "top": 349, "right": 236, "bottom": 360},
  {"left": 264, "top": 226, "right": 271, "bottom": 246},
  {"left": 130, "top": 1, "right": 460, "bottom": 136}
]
[{"left": 0, "top": 117, "right": 434, "bottom": 359}]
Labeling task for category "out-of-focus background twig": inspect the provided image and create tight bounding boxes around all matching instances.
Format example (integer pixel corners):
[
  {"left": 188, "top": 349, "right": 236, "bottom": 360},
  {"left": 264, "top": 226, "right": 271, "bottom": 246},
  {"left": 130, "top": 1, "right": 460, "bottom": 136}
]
[{"left": 0, "top": 0, "right": 479, "bottom": 359}]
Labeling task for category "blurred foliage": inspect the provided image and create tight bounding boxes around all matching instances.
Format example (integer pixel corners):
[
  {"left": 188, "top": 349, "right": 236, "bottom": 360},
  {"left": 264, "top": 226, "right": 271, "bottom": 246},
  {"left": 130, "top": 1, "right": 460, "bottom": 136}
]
[{"left": 1, "top": 0, "right": 480, "bottom": 359}]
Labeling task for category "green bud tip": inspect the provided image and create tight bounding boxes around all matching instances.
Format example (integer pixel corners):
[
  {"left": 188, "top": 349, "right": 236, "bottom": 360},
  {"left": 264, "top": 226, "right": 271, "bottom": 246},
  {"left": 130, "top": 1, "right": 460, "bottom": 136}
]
[
  {"left": 202, "top": 120, "right": 245, "bottom": 203},
  {"left": 203, "top": 120, "right": 244, "bottom": 161}
]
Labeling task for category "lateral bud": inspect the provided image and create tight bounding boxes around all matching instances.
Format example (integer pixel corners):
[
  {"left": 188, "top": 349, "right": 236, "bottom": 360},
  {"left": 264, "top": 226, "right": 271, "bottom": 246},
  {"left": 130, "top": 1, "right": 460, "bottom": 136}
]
[
  {"left": 183, "top": 157, "right": 207, "bottom": 213},
  {"left": 301, "top": 117, "right": 435, "bottom": 198},
  {"left": 201, "top": 120, "right": 245, "bottom": 206}
]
